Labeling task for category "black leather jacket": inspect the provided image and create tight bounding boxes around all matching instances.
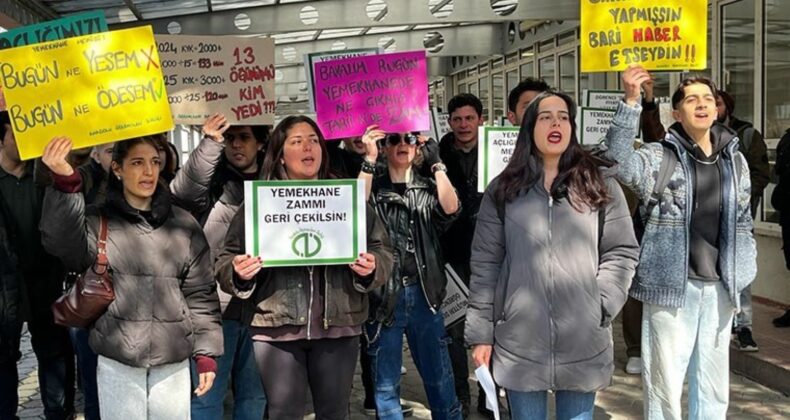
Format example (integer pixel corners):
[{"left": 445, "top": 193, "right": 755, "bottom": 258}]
[{"left": 368, "top": 170, "right": 460, "bottom": 324}]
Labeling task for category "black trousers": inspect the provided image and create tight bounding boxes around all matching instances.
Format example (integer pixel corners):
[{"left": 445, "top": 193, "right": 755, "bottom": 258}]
[
  {"left": 0, "top": 278, "right": 74, "bottom": 420},
  {"left": 253, "top": 336, "right": 359, "bottom": 420}
]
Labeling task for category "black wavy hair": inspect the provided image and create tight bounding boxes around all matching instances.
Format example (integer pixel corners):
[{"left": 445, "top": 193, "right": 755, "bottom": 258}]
[
  {"left": 494, "top": 90, "right": 611, "bottom": 211},
  {"left": 507, "top": 77, "right": 550, "bottom": 112}
]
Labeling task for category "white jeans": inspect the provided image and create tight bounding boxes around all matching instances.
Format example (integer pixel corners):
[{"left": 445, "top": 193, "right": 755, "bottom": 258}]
[
  {"left": 641, "top": 280, "right": 735, "bottom": 420},
  {"left": 97, "top": 356, "right": 190, "bottom": 420}
]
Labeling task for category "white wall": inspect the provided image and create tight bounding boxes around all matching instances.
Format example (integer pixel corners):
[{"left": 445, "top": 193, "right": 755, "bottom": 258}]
[{"left": 752, "top": 232, "right": 790, "bottom": 305}]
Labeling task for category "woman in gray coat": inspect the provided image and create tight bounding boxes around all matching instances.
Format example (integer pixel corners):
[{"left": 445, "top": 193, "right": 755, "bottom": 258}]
[
  {"left": 40, "top": 136, "right": 223, "bottom": 420},
  {"left": 465, "top": 91, "right": 639, "bottom": 420}
]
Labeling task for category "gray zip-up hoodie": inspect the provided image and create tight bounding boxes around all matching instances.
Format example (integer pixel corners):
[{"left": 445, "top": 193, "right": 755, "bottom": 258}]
[{"left": 465, "top": 175, "right": 639, "bottom": 393}]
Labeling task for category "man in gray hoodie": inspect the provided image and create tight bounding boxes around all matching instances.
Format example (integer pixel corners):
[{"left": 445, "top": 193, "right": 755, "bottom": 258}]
[{"left": 606, "top": 66, "right": 756, "bottom": 420}]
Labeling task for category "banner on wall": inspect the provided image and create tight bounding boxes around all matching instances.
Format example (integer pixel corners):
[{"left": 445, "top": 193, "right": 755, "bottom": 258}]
[
  {"left": 580, "top": 0, "right": 708, "bottom": 72},
  {"left": 477, "top": 126, "right": 520, "bottom": 192},
  {"left": 583, "top": 90, "right": 625, "bottom": 110},
  {"left": 0, "top": 26, "right": 174, "bottom": 160},
  {"left": 0, "top": 10, "right": 109, "bottom": 111},
  {"left": 244, "top": 179, "right": 367, "bottom": 267},
  {"left": 156, "top": 35, "right": 275, "bottom": 125},
  {"left": 313, "top": 50, "right": 430, "bottom": 139},
  {"left": 304, "top": 48, "right": 381, "bottom": 112}
]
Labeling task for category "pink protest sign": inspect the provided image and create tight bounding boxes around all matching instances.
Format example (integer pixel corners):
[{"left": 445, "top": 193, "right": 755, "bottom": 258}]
[{"left": 314, "top": 50, "right": 430, "bottom": 139}]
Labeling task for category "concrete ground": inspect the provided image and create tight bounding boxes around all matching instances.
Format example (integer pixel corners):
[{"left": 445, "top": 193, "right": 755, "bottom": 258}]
[{"left": 14, "top": 301, "right": 790, "bottom": 419}]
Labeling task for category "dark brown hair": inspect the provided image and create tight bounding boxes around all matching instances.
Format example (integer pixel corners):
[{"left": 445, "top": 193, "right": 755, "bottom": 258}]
[
  {"left": 671, "top": 77, "right": 719, "bottom": 110},
  {"left": 494, "top": 91, "right": 611, "bottom": 211},
  {"left": 108, "top": 136, "right": 162, "bottom": 190},
  {"left": 261, "top": 115, "right": 331, "bottom": 180}
]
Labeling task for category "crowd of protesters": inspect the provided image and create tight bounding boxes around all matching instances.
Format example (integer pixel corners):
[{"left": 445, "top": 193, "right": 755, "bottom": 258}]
[{"left": 3, "top": 62, "right": 782, "bottom": 420}]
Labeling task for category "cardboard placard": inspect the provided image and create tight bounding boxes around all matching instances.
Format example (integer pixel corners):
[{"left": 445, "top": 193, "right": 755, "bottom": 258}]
[
  {"left": 244, "top": 179, "right": 367, "bottom": 267},
  {"left": 441, "top": 264, "right": 469, "bottom": 328},
  {"left": 580, "top": 0, "right": 708, "bottom": 72},
  {"left": 304, "top": 48, "right": 381, "bottom": 112},
  {"left": 0, "top": 11, "right": 109, "bottom": 112},
  {"left": 0, "top": 26, "right": 173, "bottom": 160},
  {"left": 314, "top": 50, "right": 430, "bottom": 139},
  {"left": 478, "top": 126, "right": 520, "bottom": 192},
  {"left": 583, "top": 89, "right": 625, "bottom": 110},
  {"left": 0, "top": 10, "right": 107, "bottom": 50},
  {"left": 156, "top": 35, "right": 275, "bottom": 125}
]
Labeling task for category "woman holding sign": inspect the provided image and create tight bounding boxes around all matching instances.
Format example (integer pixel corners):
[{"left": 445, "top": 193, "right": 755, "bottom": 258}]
[
  {"left": 357, "top": 127, "right": 463, "bottom": 420},
  {"left": 464, "top": 91, "right": 639, "bottom": 420},
  {"left": 39, "top": 136, "right": 223, "bottom": 420},
  {"left": 215, "top": 115, "right": 393, "bottom": 420}
]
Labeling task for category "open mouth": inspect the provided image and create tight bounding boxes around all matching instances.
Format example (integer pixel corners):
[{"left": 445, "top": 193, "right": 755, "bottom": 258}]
[
  {"left": 301, "top": 156, "right": 315, "bottom": 165},
  {"left": 694, "top": 112, "right": 710, "bottom": 119},
  {"left": 547, "top": 131, "right": 563, "bottom": 144},
  {"left": 139, "top": 180, "right": 155, "bottom": 189}
]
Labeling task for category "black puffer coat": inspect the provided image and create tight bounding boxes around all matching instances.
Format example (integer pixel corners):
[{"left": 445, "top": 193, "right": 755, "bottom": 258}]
[
  {"left": 368, "top": 170, "right": 459, "bottom": 324},
  {"left": 0, "top": 204, "right": 20, "bottom": 365}
]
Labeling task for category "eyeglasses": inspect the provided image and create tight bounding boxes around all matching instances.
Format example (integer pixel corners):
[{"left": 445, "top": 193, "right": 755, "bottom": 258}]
[{"left": 385, "top": 133, "right": 418, "bottom": 146}]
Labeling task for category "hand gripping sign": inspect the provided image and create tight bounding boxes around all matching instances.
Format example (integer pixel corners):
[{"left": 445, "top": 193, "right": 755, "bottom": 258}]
[{"left": 244, "top": 179, "right": 367, "bottom": 267}]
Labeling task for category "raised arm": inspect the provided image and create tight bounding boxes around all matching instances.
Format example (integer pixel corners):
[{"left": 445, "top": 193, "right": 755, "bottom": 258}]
[
  {"left": 605, "top": 66, "right": 661, "bottom": 201},
  {"left": 39, "top": 137, "right": 96, "bottom": 273},
  {"left": 170, "top": 113, "right": 229, "bottom": 213},
  {"left": 357, "top": 125, "right": 385, "bottom": 201}
]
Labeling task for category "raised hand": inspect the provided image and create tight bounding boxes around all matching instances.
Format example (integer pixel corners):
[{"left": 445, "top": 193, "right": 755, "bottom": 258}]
[
  {"left": 202, "top": 113, "right": 230, "bottom": 143},
  {"left": 361, "top": 125, "right": 385, "bottom": 163},
  {"left": 622, "top": 65, "right": 651, "bottom": 106},
  {"left": 41, "top": 137, "right": 75, "bottom": 177}
]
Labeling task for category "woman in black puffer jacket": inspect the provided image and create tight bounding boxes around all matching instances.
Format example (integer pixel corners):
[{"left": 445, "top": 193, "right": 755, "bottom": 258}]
[{"left": 40, "top": 136, "right": 222, "bottom": 420}]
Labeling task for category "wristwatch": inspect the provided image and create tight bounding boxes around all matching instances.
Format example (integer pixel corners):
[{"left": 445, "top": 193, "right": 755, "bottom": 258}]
[{"left": 431, "top": 162, "right": 447, "bottom": 174}]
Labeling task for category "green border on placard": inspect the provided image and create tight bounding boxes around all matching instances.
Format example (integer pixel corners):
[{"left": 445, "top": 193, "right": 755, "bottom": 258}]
[
  {"left": 249, "top": 179, "right": 360, "bottom": 267},
  {"left": 481, "top": 126, "right": 520, "bottom": 188}
]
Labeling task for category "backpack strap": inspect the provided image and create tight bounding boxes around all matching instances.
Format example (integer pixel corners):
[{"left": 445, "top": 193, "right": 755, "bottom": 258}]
[{"left": 644, "top": 144, "right": 677, "bottom": 220}]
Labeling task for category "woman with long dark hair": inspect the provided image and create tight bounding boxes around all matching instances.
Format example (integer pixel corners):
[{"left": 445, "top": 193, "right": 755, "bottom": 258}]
[
  {"left": 40, "top": 136, "right": 223, "bottom": 419},
  {"left": 215, "top": 115, "right": 393, "bottom": 420},
  {"left": 464, "top": 91, "right": 639, "bottom": 420}
]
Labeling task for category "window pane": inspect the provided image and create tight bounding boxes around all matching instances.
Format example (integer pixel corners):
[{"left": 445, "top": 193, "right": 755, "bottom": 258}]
[
  {"left": 721, "top": 0, "right": 755, "bottom": 123},
  {"left": 469, "top": 81, "right": 478, "bottom": 98},
  {"left": 492, "top": 72, "right": 505, "bottom": 124},
  {"left": 479, "top": 76, "right": 490, "bottom": 121},
  {"left": 763, "top": 3, "right": 790, "bottom": 224},
  {"left": 520, "top": 61, "right": 534, "bottom": 79},
  {"left": 539, "top": 56, "right": 555, "bottom": 88},
  {"left": 559, "top": 52, "right": 576, "bottom": 102}
]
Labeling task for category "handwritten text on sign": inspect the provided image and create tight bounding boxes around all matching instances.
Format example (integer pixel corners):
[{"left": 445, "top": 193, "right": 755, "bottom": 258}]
[
  {"left": 0, "top": 26, "right": 173, "bottom": 160},
  {"left": 244, "top": 179, "right": 367, "bottom": 267},
  {"left": 478, "top": 127, "right": 520, "bottom": 192},
  {"left": 0, "top": 11, "right": 108, "bottom": 111},
  {"left": 157, "top": 35, "right": 275, "bottom": 125},
  {"left": 314, "top": 50, "right": 429, "bottom": 139},
  {"left": 580, "top": 0, "right": 707, "bottom": 72},
  {"left": 304, "top": 48, "right": 380, "bottom": 112}
]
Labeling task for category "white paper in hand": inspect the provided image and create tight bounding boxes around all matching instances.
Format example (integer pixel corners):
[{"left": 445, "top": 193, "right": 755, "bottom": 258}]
[{"left": 474, "top": 365, "right": 500, "bottom": 420}]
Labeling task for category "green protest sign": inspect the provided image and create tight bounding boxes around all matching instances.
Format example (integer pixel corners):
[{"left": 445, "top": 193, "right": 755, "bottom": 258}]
[
  {"left": 0, "top": 10, "right": 107, "bottom": 50},
  {"left": 477, "top": 126, "right": 520, "bottom": 192},
  {"left": 244, "top": 179, "right": 366, "bottom": 267}
]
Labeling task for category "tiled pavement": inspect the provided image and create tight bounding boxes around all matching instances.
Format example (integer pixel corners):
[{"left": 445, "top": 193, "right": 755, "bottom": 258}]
[{"left": 15, "top": 302, "right": 790, "bottom": 419}]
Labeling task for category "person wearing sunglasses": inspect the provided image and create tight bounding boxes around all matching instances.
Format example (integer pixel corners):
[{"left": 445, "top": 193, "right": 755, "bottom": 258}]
[{"left": 357, "top": 126, "right": 463, "bottom": 419}]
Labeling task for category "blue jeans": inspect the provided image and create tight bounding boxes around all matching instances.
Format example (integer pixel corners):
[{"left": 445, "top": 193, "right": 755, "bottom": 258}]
[
  {"left": 642, "top": 280, "right": 734, "bottom": 420},
  {"left": 190, "top": 319, "right": 266, "bottom": 420},
  {"left": 507, "top": 390, "right": 596, "bottom": 420},
  {"left": 365, "top": 284, "right": 462, "bottom": 420},
  {"left": 70, "top": 327, "right": 99, "bottom": 420}
]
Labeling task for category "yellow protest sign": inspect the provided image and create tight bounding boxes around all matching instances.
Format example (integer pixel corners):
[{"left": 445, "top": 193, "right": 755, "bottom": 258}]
[
  {"left": 580, "top": 0, "right": 708, "bottom": 72},
  {"left": 0, "top": 26, "right": 173, "bottom": 160}
]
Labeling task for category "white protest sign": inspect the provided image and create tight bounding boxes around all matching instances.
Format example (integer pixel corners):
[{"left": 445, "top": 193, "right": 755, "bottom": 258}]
[
  {"left": 583, "top": 89, "right": 625, "bottom": 110},
  {"left": 244, "top": 179, "right": 366, "bottom": 267},
  {"left": 478, "top": 126, "right": 520, "bottom": 192},
  {"left": 304, "top": 48, "right": 381, "bottom": 112},
  {"left": 441, "top": 264, "right": 469, "bottom": 328},
  {"left": 156, "top": 35, "right": 275, "bottom": 125},
  {"left": 431, "top": 107, "right": 452, "bottom": 141},
  {"left": 578, "top": 108, "right": 616, "bottom": 145}
]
